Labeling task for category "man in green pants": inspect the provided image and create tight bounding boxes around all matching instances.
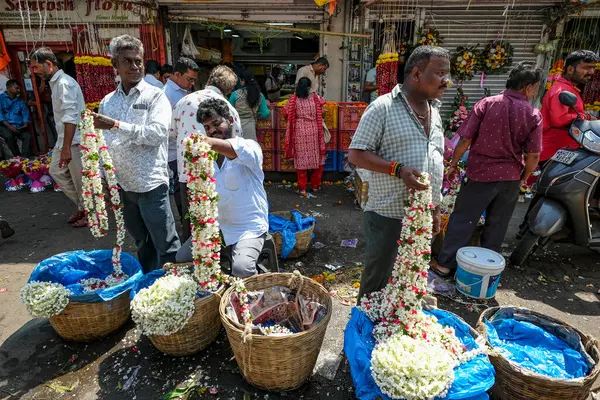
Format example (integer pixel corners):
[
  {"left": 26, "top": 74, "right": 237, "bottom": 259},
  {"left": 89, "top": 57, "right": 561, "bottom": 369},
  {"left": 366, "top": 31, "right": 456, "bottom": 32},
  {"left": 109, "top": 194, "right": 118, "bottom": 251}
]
[{"left": 348, "top": 46, "right": 449, "bottom": 301}]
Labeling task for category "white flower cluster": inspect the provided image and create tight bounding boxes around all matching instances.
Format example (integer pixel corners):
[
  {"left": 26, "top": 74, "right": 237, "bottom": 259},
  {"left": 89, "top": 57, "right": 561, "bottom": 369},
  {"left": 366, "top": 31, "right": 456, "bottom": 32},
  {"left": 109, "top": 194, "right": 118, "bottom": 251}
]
[
  {"left": 358, "top": 174, "right": 485, "bottom": 399},
  {"left": 371, "top": 335, "right": 456, "bottom": 400},
  {"left": 131, "top": 275, "right": 198, "bottom": 336},
  {"left": 259, "top": 323, "right": 293, "bottom": 336},
  {"left": 79, "top": 112, "right": 128, "bottom": 290},
  {"left": 20, "top": 281, "right": 71, "bottom": 318},
  {"left": 183, "top": 134, "right": 222, "bottom": 292}
]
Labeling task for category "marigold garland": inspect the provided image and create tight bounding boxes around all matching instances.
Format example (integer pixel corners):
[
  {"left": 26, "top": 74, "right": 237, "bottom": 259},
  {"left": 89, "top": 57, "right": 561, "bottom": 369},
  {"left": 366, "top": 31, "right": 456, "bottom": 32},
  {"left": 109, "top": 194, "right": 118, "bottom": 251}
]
[
  {"left": 480, "top": 40, "right": 513, "bottom": 75},
  {"left": 376, "top": 52, "right": 399, "bottom": 97},
  {"left": 75, "top": 54, "right": 115, "bottom": 114}
]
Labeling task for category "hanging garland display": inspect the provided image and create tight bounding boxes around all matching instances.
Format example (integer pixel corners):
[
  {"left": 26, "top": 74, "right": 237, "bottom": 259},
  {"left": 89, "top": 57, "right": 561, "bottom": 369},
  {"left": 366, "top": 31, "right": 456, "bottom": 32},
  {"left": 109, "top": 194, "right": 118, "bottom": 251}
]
[
  {"left": 583, "top": 63, "right": 600, "bottom": 112},
  {"left": 546, "top": 59, "right": 564, "bottom": 90},
  {"left": 480, "top": 41, "right": 513, "bottom": 75},
  {"left": 447, "top": 88, "right": 470, "bottom": 132},
  {"left": 74, "top": 55, "right": 115, "bottom": 111},
  {"left": 416, "top": 26, "right": 443, "bottom": 47},
  {"left": 376, "top": 53, "right": 399, "bottom": 97},
  {"left": 451, "top": 45, "right": 480, "bottom": 82}
]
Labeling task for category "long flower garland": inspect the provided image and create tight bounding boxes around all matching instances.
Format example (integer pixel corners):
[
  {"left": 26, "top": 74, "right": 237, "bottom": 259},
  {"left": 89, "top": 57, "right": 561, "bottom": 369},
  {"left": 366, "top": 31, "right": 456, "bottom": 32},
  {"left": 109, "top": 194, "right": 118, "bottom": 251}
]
[
  {"left": 79, "top": 112, "right": 127, "bottom": 291},
  {"left": 359, "top": 174, "right": 484, "bottom": 399}
]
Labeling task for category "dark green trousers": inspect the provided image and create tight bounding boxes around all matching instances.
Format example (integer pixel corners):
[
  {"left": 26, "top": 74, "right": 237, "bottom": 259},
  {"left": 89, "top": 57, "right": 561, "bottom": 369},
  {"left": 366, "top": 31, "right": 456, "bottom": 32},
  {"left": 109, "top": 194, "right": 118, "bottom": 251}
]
[{"left": 357, "top": 211, "right": 403, "bottom": 302}]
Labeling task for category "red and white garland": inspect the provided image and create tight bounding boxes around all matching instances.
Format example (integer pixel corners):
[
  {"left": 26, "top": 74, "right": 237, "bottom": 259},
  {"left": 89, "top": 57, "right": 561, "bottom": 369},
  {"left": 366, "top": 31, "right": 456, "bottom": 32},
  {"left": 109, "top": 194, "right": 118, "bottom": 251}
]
[
  {"left": 183, "top": 134, "right": 252, "bottom": 327},
  {"left": 359, "top": 174, "right": 484, "bottom": 399},
  {"left": 79, "top": 112, "right": 127, "bottom": 292}
]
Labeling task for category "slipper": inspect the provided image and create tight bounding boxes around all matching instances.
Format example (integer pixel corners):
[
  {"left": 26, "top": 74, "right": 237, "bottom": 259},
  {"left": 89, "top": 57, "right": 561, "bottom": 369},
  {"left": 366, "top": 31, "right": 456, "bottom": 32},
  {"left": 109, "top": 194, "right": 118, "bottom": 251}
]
[
  {"left": 429, "top": 260, "right": 453, "bottom": 278},
  {"left": 68, "top": 210, "right": 84, "bottom": 224},
  {"left": 72, "top": 216, "right": 88, "bottom": 228},
  {"left": 0, "top": 219, "right": 15, "bottom": 239}
]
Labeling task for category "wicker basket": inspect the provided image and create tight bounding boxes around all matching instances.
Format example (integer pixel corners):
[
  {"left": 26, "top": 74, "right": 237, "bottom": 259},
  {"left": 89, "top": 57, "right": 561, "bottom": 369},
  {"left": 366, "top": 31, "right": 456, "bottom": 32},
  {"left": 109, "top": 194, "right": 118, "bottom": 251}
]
[
  {"left": 476, "top": 306, "right": 600, "bottom": 400},
  {"left": 147, "top": 263, "right": 226, "bottom": 356},
  {"left": 271, "top": 211, "right": 315, "bottom": 259},
  {"left": 219, "top": 272, "right": 332, "bottom": 391},
  {"left": 49, "top": 291, "right": 131, "bottom": 342}
]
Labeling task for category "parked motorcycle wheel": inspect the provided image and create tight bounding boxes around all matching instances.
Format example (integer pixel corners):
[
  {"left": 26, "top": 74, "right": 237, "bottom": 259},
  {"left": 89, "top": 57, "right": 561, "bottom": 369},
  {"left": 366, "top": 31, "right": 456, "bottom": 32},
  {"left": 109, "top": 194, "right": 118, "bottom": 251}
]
[{"left": 510, "top": 231, "right": 540, "bottom": 266}]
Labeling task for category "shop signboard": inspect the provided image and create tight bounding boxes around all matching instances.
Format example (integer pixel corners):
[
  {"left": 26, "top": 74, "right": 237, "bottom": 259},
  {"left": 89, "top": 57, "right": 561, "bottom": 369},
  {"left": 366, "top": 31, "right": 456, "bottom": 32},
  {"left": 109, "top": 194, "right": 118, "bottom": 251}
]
[{"left": 0, "top": 0, "right": 152, "bottom": 24}]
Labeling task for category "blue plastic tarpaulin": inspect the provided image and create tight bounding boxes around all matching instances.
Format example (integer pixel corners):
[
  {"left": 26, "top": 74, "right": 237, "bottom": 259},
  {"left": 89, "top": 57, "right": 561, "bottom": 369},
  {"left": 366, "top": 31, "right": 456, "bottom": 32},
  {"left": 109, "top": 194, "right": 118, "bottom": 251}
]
[
  {"left": 485, "top": 317, "right": 593, "bottom": 379},
  {"left": 28, "top": 250, "right": 143, "bottom": 302},
  {"left": 268, "top": 210, "right": 315, "bottom": 259},
  {"left": 344, "top": 307, "right": 495, "bottom": 400}
]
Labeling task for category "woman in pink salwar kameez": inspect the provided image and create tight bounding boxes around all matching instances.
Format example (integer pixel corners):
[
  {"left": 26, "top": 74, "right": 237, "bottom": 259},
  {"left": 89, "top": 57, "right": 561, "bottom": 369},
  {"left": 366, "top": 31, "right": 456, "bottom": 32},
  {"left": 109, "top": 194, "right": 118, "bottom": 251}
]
[{"left": 284, "top": 77, "right": 326, "bottom": 195}]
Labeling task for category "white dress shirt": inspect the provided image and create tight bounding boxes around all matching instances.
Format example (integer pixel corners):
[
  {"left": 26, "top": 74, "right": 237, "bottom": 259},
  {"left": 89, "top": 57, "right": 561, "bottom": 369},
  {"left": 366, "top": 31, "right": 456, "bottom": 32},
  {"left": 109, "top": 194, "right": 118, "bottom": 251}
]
[
  {"left": 49, "top": 69, "right": 85, "bottom": 149},
  {"left": 144, "top": 74, "right": 164, "bottom": 89},
  {"left": 215, "top": 136, "right": 269, "bottom": 246},
  {"left": 170, "top": 86, "right": 243, "bottom": 183},
  {"left": 296, "top": 64, "right": 320, "bottom": 94},
  {"left": 99, "top": 79, "right": 172, "bottom": 193},
  {"left": 163, "top": 79, "right": 189, "bottom": 162}
]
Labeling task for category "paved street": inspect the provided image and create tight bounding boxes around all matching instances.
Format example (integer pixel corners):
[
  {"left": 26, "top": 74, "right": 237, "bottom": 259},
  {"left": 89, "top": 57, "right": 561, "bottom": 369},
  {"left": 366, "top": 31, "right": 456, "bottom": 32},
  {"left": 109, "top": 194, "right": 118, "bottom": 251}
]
[{"left": 0, "top": 180, "right": 598, "bottom": 399}]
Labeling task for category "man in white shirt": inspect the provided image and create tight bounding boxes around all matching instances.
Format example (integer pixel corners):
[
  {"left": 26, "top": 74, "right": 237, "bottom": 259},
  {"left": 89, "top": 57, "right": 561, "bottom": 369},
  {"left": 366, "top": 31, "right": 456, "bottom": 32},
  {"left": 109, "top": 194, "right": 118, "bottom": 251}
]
[
  {"left": 295, "top": 57, "right": 329, "bottom": 95},
  {"left": 92, "top": 35, "right": 180, "bottom": 273},
  {"left": 170, "top": 65, "right": 242, "bottom": 242},
  {"left": 264, "top": 66, "right": 281, "bottom": 102},
  {"left": 175, "top": 97, "right": 269, "bottom": 278},
  {"left": 30, "top": 47, "right": 87, "bottom": 228},
  {"left": 363, "top": 67, "right": 378, "bottom": 103},
  {"left": 144, "top": 60, "right": 164, "bottom": 89},
  {"left": 163, "top": 57, "right": 199, "bottom": 225}
]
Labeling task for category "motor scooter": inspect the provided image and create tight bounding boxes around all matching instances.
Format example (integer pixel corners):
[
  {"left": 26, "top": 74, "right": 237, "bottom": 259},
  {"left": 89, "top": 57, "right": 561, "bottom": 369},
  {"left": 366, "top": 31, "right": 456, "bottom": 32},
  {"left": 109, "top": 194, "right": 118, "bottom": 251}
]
[{"left": 512, "top": 91, "right": 600, "bottom": 266}]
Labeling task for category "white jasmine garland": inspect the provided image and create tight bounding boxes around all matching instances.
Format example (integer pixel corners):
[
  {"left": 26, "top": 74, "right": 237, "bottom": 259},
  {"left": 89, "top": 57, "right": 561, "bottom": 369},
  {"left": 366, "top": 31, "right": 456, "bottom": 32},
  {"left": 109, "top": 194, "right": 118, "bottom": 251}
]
[
  {"left": 131, "top": 275, "right": 198, "bottom": 336},
  {"left": 259, "top": 324, "right": 293, "bottom": 336},
  {"left": 358, "top": 174, "right": 485, "bottom": 399},
  {"left": 79, "top": 112, "right": 128, "bottom": 292},
  {"left": 20, "top": 281, "right": 71, "bottom": 318}
]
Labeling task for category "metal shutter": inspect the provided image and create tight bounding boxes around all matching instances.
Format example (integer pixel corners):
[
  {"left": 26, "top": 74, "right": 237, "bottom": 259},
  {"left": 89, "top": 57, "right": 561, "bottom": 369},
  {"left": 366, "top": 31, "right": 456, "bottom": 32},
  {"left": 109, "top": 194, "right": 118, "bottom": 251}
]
[{"left": 425, "top": 5, "right": 547, "bottom": 117}]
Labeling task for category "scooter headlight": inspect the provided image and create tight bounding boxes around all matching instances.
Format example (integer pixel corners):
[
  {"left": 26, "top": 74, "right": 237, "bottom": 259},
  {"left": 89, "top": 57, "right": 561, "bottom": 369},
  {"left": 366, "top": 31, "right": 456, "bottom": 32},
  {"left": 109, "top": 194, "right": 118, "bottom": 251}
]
[{"left": 582, "top": 131, "right": 600, "bottom": 154}]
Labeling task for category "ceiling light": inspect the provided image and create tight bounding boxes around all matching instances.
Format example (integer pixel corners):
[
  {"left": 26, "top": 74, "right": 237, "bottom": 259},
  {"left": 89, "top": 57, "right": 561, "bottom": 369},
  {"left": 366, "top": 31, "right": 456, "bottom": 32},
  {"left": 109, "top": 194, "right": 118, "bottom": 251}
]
[
  {"left": 293, "top": 33, "right": 304, "bottom": 40},
  {"left": 231, "top": 31, "right": 241, "bottom": 38},
  {"left": 267, "top": 23, "right": 294, "bottom": 26},
  {"left": 223, "top": 26, "right": 233, "bottom": 33}
]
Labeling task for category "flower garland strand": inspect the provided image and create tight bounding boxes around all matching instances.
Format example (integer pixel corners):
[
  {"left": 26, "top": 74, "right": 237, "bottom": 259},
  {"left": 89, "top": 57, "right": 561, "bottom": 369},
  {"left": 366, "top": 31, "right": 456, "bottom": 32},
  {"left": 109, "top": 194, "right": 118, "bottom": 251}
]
[
  {"left": 78, "top": 112, "right": 128, "bottom": 291},
  {"left": 20, "top": 281, "right": 72, "bottom": 318},
  {"left": 359, "top": 174, "right": 485, "bottom": 399}
]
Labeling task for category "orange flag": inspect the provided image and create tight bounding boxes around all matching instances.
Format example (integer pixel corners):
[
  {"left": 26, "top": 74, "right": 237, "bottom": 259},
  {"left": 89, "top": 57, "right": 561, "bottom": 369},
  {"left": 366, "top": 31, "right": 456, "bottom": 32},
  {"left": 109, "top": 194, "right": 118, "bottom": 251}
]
[{"left": 0, "top": 32, "right": 10, "bottom": 72}]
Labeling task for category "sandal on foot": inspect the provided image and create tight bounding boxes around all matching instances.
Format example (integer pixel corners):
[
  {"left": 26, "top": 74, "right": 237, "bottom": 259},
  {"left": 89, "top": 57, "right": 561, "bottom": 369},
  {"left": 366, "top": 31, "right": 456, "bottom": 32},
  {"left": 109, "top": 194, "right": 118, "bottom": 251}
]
[
  {"left": 72, "top": 216, "right": 88, "bottom": 228},
  {"left": 429, "top": 260, "right": 453, "bottom": 278},
  {"left": 68, "top": 210, "right": 85, "bottom": 224}
]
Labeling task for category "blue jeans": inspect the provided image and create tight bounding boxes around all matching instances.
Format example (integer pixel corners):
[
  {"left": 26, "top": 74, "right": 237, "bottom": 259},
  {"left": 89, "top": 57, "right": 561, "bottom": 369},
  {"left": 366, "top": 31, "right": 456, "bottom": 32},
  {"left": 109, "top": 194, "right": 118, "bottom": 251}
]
[{"left": 121, "top": 184, "right": 181, "bottom": 273}]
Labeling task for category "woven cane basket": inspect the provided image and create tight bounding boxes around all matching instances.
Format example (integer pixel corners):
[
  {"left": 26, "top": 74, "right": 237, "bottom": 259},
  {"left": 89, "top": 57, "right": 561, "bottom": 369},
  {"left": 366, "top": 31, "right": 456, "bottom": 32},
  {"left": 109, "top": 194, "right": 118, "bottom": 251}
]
[
  {"left": 271, "top": 211, "right": 315, "bottom": 259},
  {"left": 219, "top": 272, "right": 332, "bottom": 391},
  {"left": 476, "top": 306, "right": 600, "bottom": 400},
  {"left": 147, "top": 263, "right": 226, "bottom": 356},
  {"left": 49, "top": 291, "right": 131, "bottom": 342}
]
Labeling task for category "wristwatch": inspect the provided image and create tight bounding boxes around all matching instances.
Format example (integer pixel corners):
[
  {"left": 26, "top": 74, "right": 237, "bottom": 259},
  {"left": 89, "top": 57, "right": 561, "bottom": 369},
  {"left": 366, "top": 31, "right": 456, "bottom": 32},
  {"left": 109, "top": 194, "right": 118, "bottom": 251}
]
[{"left": 110, "top": 120, "right": 120, "bottom": 132}]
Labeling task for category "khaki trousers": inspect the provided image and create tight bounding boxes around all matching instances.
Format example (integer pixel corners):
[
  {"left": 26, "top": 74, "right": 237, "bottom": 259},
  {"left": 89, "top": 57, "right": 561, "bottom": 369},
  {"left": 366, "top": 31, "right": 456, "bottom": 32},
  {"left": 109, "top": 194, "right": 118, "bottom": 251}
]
[{"left": 50, "top": 145, "right": 84, "bottom": 211}]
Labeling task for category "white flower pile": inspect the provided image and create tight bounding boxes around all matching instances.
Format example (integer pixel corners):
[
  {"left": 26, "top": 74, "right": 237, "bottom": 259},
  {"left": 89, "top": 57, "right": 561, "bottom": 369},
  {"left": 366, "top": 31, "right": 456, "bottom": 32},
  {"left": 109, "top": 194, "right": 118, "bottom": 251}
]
[
  {"left": 131, "top": 275, "right": 198, "bottom": 336},
  {"left": 79, "top": 112, "right": 128, "bottom": 292},
  {"left": 258, "top": 324, "right": 293, "bottom": 336},
  {"left": 359, "top": 174, "right": 485, "bottom": 399},
  {"left": 20, "top": 281, "right": 72, "bottom": 318}
]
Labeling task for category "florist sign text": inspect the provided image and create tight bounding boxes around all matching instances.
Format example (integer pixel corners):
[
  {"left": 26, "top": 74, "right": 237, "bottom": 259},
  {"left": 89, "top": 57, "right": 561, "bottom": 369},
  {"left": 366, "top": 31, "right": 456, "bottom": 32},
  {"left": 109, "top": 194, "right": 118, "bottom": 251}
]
[{"left": 0, "top": 0, "right": 151, "bottom": 23}]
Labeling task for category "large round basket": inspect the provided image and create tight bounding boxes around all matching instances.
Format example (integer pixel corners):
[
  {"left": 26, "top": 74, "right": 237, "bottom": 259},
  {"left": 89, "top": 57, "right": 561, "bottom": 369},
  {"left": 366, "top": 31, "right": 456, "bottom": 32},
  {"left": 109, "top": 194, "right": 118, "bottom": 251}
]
[
  {"left": 219, "top": 272, "right": 332, "bottom": 391},
  {"left": 49, "top": 291, "right": 131, "bottom": 342},
  {"left": 271, "top": 211, "right": 315, "bottom": 259},
  {"left": 476, "top": 306, "right": 600, "bottom": 400},
  {"left": 147, "top": 263, "right": 226, "bottom": 356}
]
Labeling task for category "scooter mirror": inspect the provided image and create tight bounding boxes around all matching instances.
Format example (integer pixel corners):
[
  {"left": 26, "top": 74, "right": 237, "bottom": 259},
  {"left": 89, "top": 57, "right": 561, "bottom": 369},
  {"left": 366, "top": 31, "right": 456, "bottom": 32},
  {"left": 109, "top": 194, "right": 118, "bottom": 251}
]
[{"left": 559, "top": 91, "right": 577, "bottom": 107}]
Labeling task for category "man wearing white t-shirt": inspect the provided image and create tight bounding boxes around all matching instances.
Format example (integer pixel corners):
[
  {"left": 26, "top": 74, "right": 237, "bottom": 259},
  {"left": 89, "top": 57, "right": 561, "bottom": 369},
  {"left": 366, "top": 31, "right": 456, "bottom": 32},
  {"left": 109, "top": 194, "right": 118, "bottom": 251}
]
[{"left": 175, "top": 97, "right": 268, "bottom": 278}]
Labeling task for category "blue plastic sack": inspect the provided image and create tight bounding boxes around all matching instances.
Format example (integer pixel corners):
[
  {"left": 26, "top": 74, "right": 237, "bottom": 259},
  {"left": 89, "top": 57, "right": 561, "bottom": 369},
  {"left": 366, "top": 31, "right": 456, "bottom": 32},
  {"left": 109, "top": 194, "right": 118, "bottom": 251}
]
[
  {"left": 130, "top": 269, "right": 166, "bottom": 299},
  {"left": 28, "top": 250, "right": 143, "bottom": 302},
  {"left": 344, "top": 307, "right": 495, "bottom": 400},
  {"left": 485, "top": 318, "right": 591, "bottom": 379},
  {"left": 268, "top": 211, "right": 316, "bottom": 259}
]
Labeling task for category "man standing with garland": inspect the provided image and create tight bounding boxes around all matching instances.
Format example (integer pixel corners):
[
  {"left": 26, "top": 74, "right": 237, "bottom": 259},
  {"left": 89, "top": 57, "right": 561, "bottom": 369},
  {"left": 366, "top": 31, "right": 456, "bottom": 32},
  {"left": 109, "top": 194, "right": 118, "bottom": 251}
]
[
  {"left": 348, "top": 46, "right": 448, "bottom": 300},
  {"left": 92, "top": 35, "right": 180, "bottom": 273}
]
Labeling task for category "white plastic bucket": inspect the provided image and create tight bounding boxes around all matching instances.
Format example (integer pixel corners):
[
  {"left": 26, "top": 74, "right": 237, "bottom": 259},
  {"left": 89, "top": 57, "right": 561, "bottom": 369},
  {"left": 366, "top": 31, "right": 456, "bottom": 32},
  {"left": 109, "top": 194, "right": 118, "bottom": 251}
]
[{"left": 455, "top": 247, "right": 505, "bottom": 299}]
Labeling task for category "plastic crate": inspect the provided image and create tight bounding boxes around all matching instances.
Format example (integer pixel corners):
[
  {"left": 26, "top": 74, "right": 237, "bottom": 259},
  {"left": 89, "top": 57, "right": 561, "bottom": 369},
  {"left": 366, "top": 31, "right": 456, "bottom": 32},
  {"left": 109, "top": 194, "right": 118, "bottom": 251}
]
[
  {"left": 338, "top": 151, "right": 350, "bottom": 172},
  {"left": 256, "top": 105, "right": 276, "bottom": 130},
  {"left": 323, "top": 102, "right": 339, "bottom": 129},
  {"left": 262, "top": 150, "right": 277, "bottom": 172},
  {"left": 339, "top": 130, "right": 354, "bottom": 150},
  {"left": 338, "top": 102, "right": 367, "bottom": 131},
  {"left": 277, "top": 151, "right": 295, "bottom": 172},
  {"left": 324, "top": 150, "right": 338, "bottom": 172},
  {"left": 325, "top": 129, "right": 338, "bottom": 151},
  {"left": 275, "top": 105, "right": 288, "bottom": 130},
  {"left": 256, "top": 129, "right": 277, "bottom": 151},
  {"left": 278, "top": 129, "right": 286, "bottom": 151}
]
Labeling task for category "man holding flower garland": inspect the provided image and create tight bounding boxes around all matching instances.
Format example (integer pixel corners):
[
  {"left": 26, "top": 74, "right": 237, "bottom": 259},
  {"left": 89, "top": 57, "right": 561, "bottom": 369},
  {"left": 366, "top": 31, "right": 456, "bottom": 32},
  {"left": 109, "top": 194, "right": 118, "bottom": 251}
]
[
  {"left": 174, "top": 97, "right": 269, "bottom": 278},
  {"left": 92, "top": 35, "right": 180, "bottom": 273},
  {"left": 348, "top": 46, "right": 448, "bottom": 300}
]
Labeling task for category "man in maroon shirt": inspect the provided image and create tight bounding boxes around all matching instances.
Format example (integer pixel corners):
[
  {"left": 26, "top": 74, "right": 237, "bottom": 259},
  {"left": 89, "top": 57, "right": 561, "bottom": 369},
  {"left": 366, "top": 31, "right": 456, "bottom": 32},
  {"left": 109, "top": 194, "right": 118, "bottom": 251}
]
[{"left": 431, "top": 62, "right": 543, "bottom": 277}]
